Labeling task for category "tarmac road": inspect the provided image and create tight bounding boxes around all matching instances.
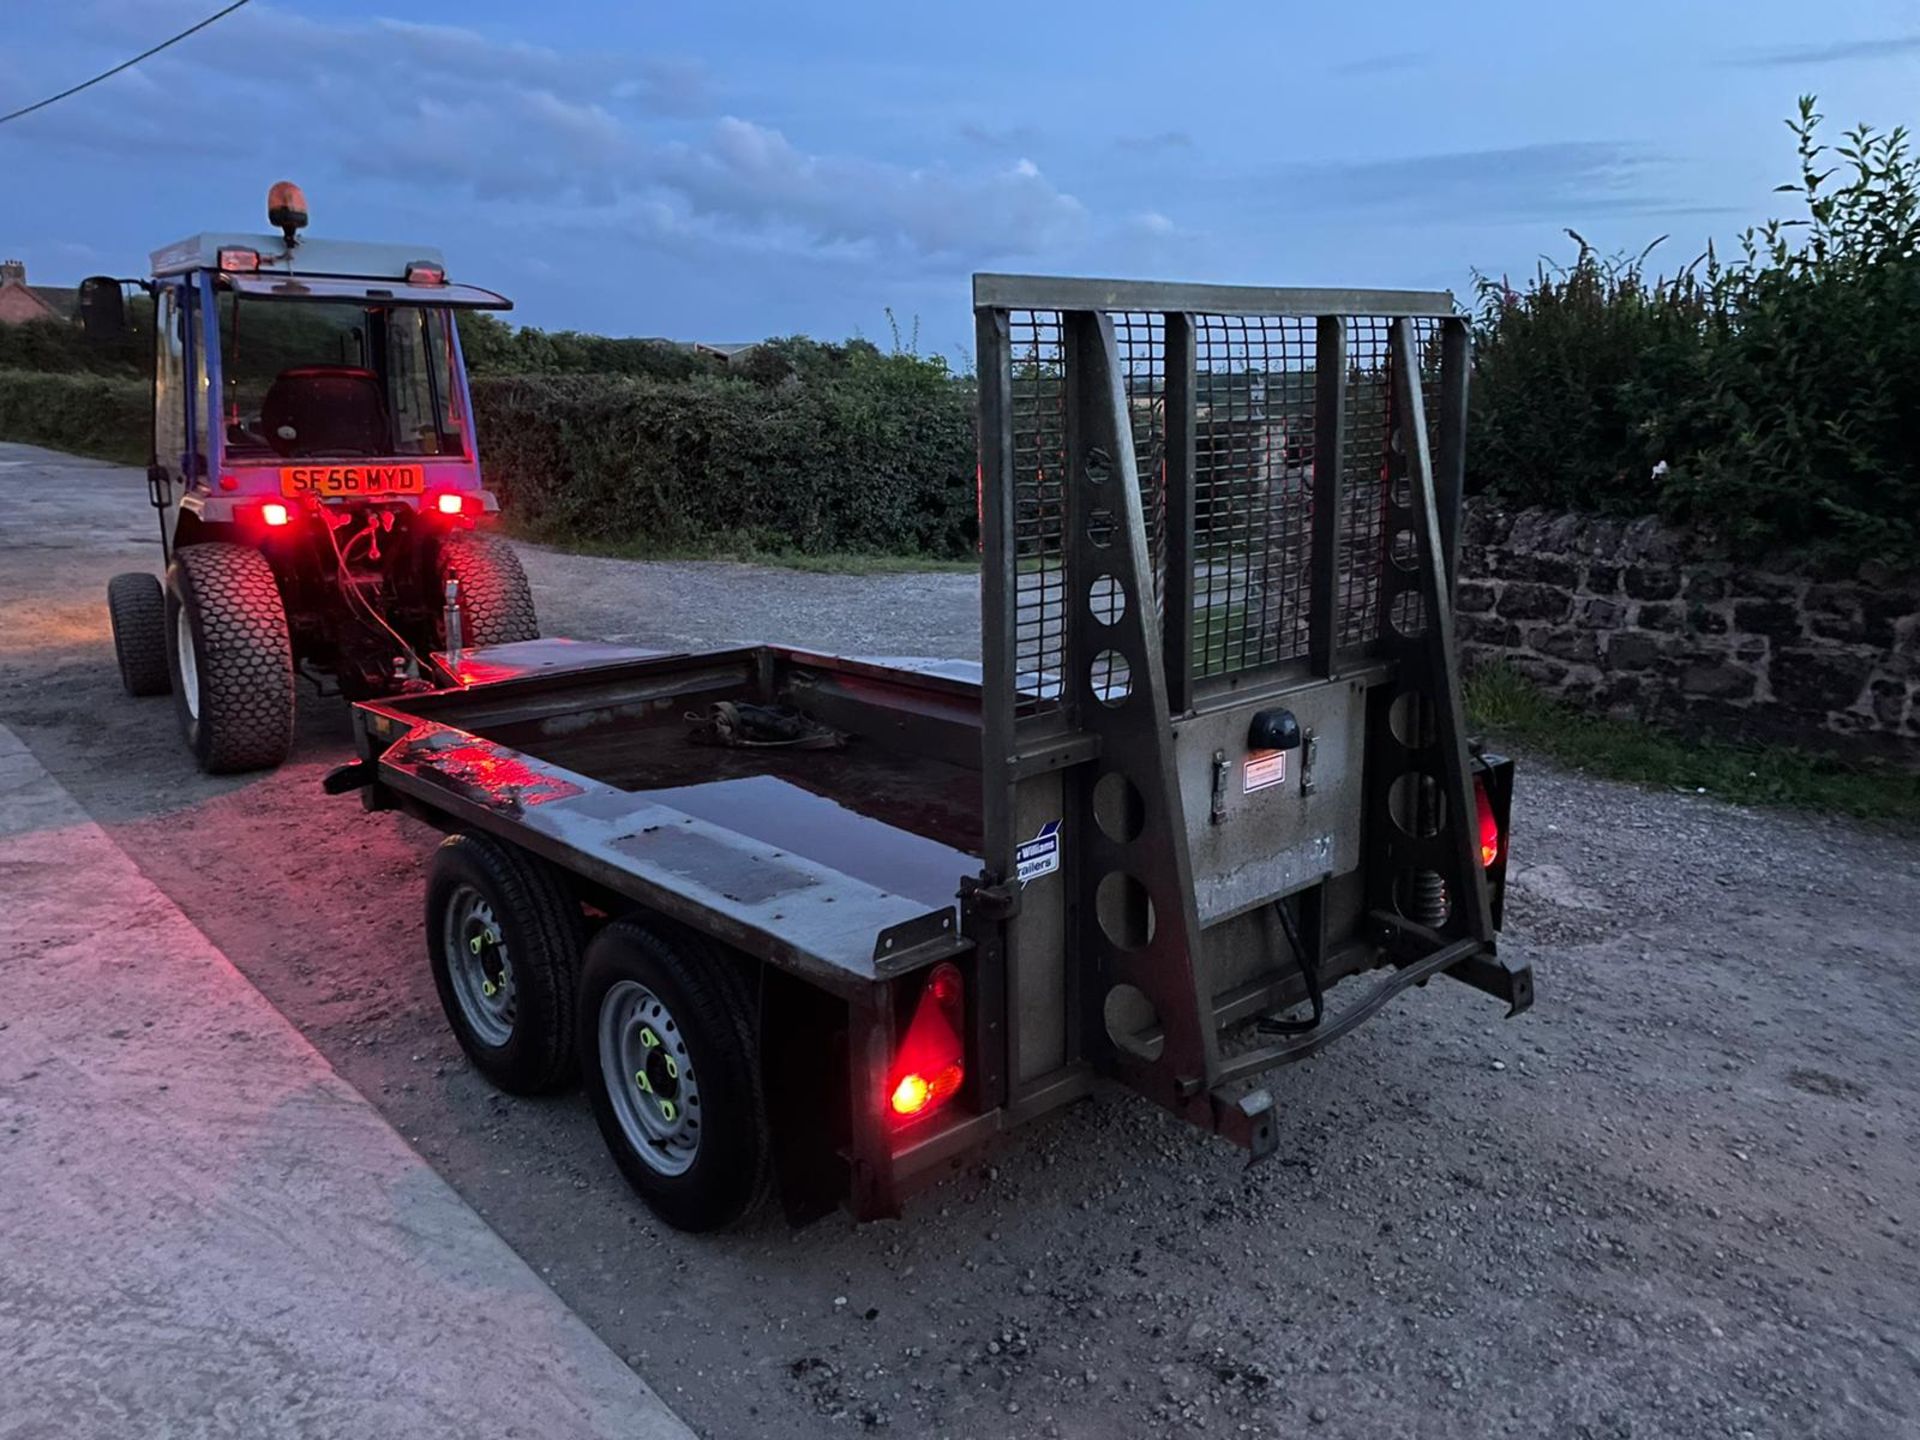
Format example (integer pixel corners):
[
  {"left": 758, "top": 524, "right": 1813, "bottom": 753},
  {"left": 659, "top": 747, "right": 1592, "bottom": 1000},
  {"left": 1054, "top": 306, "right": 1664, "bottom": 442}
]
[{"left": 3, "top": 441, "right": 1917, "bottom": 1439}]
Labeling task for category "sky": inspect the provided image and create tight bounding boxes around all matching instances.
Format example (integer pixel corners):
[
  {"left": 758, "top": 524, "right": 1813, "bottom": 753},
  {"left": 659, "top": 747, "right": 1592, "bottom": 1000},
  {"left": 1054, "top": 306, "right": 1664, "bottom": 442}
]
[{"left": 2, "top": 0, "right": 1917, "bottom": 363}]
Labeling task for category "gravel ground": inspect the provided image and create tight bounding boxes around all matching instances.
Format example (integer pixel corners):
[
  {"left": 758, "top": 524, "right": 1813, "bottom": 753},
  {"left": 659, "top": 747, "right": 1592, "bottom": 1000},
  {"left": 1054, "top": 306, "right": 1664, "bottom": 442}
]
[{"left": 3, "top": 442, "right": 1917, "bottom": 1440}]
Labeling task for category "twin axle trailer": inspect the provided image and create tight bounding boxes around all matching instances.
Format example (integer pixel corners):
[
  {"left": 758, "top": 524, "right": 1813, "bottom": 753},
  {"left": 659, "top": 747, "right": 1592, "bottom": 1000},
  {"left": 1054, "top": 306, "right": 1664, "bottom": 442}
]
[{"left": 331, "top": 277, "right": 1531, "bottom": 1230}]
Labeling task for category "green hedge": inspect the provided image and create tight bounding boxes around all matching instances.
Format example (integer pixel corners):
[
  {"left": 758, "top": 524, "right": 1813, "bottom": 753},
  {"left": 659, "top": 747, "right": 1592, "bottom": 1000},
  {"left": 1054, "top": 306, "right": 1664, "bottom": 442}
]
[
  {"left": 1469, "top": 101, "right": 1920, "bottom": 570},
  {"left": 472, "top": 365, "right": 978, "bottom": 558},
  {"left": 0, "top": 369, "right": 148, "bottom": 464}
]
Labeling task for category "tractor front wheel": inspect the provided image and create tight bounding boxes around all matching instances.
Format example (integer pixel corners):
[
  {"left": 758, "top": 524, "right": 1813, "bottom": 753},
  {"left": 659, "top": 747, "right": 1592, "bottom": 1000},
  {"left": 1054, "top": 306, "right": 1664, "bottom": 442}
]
[
  {"left": 164, "top": 544, "right": 295, "bottom": 774},
  {"left": 107, "top": 572, "right": 171, "bottom": 697}
]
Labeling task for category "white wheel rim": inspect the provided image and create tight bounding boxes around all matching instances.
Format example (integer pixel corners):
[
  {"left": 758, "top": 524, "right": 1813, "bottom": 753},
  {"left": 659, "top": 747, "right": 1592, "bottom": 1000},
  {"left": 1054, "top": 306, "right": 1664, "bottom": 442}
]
[
  {"left": 175, "top": 606, "right": 200, "bottom": 721},
  {"left": 599, "top": 980, "right": 702, "bottom": 1177}
]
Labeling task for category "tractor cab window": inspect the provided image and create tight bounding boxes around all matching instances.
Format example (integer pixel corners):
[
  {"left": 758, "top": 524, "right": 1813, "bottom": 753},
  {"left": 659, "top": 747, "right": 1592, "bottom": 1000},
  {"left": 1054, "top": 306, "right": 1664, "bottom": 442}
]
[
  {"left": 153, "top": 287, "right": 188, "bottom": 479},
  {"left": 216, "top": 294, "right": 466, "bottom": 462}
]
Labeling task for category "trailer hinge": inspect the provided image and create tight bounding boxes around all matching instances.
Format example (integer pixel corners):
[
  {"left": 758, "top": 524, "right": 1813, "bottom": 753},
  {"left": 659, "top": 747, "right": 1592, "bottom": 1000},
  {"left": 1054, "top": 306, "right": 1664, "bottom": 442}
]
[{"left": 959, "top": 872, "right": 1021, "bottom": 922}]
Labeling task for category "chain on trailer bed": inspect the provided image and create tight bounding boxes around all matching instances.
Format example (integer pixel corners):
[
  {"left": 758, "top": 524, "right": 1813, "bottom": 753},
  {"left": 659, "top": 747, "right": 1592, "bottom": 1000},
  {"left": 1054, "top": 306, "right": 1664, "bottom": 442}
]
[{"left": 338, "top": 274, "right": 1531, "bottom": 1223}]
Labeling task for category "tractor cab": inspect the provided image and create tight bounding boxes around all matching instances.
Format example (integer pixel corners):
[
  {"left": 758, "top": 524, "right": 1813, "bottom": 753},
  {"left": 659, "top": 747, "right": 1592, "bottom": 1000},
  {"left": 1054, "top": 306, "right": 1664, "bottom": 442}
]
[
  {"left": 145, "top": 187, "right": 511, "bottom": 539},
  {"left": 105, "top": 183, "right": 540, "bottom": 773}
]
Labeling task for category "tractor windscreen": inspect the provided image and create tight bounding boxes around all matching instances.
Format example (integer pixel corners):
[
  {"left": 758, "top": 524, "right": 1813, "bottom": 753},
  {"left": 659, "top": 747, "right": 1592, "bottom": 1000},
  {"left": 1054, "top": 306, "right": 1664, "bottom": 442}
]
[{"left": 217, "top": 295, "right": 466, "bottom": 461}]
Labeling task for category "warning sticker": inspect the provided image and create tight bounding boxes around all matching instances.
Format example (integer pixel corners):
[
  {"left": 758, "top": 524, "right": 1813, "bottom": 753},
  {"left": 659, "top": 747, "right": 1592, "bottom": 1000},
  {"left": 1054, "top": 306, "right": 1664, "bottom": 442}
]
[
  {"left": 1243, "top": 749, "right": 1288, "bottom": 794},
  {"left": 1016, "top": 820, "right": 1062, "bottom": 885}
]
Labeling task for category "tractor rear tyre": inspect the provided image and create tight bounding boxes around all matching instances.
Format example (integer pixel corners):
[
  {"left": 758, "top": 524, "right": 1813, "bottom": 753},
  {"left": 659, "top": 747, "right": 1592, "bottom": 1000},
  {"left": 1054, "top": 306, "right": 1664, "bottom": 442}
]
[
  {"left": 426, "top": 832, "right": 586, "bottom": 1095},
  {"left": 164, "top": 543, "right": 295, "bottom": 774},
  {"left": 107, "top": 572, "right": 171, "bottom": 697},
  {"left": 439, "top": 532, "right": 538, "bottom": 650},
  {"left": 579, "top": 918, "right": 769, "bottom": 1232}
]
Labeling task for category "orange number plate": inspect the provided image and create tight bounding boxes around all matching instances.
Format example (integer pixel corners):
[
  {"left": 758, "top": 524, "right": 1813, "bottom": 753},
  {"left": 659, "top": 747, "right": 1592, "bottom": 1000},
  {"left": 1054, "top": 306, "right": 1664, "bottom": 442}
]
[{"left": 279, "top": 464, "right": 425, "bottom": 498}]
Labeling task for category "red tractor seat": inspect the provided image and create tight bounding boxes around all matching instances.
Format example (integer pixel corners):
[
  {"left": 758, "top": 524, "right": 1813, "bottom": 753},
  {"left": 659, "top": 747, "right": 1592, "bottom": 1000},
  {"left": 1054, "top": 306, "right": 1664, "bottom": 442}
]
[{"left": 260, "top": 366, "right": 391, "bottom": 458}]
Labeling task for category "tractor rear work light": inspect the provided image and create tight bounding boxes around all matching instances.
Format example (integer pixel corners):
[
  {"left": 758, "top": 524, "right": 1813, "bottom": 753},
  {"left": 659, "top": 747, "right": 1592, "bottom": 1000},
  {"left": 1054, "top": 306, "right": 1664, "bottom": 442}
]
[
  {"left": 260, "top": 501, "right": 291, "bottom": 527},
  {"left": 217, "top": 248, "right": 261, "bottom": 273},
  {"left": 887, "top": 962, "right": 965, "bottom": 1125},
  {"left": 406, "top": 262, "right": 446, "bottom": 286}
]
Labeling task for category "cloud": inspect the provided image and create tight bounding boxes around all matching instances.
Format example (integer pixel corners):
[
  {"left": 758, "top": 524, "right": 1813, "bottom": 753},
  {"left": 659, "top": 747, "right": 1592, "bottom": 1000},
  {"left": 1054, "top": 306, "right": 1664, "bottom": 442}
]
[
  {"left": 1331, "top": 50, "right": 1431, "bottom": 76},
  {"left": 4, "top": 3, "right": 1108, "bottom": 264},
  {"left": 655, "top": 118, "right": 1089, "bottom": 259},
  {"left": 959, "top": 122, "right": 1041, "bottom": 151},
  {"left": 1116, "top": 131, "right": 1193, "bottom": 153},
  {"left": 1728, "top": 33, "right": 1920, "bottom": 66},
  {"left": 1276, "top": 141, "right": 1729, "bottom": 223}
]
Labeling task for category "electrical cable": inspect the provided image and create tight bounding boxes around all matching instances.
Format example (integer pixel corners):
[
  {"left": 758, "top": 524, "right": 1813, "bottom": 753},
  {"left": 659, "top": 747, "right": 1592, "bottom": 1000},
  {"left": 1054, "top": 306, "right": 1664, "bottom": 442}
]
[{"left": 0, "top": 1, "right": 254, "bottom": 128}]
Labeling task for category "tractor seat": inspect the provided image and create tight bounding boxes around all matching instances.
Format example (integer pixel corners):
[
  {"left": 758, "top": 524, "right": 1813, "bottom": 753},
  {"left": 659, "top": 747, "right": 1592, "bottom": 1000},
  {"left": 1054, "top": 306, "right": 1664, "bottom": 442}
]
[{"left": 259, "top": 366, "right": 391, "bottom": 458}]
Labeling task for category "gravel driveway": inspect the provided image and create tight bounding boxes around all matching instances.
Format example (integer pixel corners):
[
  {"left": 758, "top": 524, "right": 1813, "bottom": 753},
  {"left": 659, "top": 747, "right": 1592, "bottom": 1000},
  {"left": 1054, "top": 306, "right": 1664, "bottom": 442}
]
[{"left": 3, "top": 442, "right": 1916, "bottom": 1440}]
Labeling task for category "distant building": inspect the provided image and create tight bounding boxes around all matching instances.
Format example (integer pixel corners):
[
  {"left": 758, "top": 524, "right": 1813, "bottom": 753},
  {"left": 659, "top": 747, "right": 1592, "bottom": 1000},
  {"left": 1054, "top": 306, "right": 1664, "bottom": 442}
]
[{"left": 0, "top": 260, "right": 64, "bottom": 326}]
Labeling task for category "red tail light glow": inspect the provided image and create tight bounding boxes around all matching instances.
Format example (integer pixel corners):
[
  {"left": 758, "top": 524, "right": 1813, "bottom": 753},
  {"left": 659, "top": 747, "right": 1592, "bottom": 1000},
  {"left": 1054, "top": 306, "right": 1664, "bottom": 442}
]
[
  {"left": 260, "top": 502, "right": 291, "bottom": 527},
  {"left": 435, "top": 492, "right": 466, "bottom": 516},
  {"left": 1474, "top": 777, "right": 1501, "bottom": 868},
  {"left": 888, "top": 963, "right": 965, "bottom": 1124}
]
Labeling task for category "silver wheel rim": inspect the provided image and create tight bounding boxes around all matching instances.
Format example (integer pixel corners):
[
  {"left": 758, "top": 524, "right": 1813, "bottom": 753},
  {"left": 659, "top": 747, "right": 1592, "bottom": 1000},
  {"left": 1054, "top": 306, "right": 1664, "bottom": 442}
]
[
  {"left": 442, "top": 885, "right": 515, "bottom": 1047},
  {"left": 175, "top": 606, "right": 200, "bottom": 721},
  {"left": 599, "top": 980, "right": 701, "bottom": 1177}
]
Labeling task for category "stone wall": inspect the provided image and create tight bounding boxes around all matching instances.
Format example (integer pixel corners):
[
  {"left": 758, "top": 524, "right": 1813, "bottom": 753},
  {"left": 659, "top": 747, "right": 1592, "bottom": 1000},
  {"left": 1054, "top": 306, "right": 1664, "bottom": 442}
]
[{"left": 1457, "top": 502, "right": 1920, "bottom": 761}]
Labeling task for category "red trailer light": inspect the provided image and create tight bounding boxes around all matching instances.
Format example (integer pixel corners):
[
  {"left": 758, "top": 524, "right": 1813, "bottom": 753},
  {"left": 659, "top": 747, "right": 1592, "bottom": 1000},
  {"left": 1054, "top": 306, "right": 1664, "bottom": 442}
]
[
  {"left": 1474, "top": 776, "right": 1501, "bottom": 868},
  {"left": 888, "top": 962, "right": 965, "bottom": 1125},
  {"left": 260, "top": 501, "right": 291, "bottom": 527}
]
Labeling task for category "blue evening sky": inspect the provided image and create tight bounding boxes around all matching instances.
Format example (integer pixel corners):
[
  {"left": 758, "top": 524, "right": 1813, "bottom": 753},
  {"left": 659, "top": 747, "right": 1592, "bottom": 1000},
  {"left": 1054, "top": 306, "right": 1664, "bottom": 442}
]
[{"left": 2, "top": 0, "right": 1915, "bottom": 361}]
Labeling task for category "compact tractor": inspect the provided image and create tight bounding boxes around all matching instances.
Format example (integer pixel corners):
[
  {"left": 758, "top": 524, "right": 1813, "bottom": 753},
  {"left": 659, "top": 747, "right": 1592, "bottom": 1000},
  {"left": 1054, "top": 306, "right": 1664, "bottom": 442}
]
[{"left": 102, "top": 182, "right": 538, "bottom": 772}]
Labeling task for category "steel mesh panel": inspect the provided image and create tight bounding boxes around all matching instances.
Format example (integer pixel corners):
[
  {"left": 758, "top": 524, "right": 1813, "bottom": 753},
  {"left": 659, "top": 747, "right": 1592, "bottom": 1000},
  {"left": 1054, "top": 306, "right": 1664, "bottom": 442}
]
[
  {"left": 1009, "top": 310, "right": 1067, "bottom": 711},
  {"left": 1191, "top": 315, "right": 1317, "bottom": 676},
  {"left": 1111, "top": 313, "right": 1167, "bottom": 617},
  {"left": 1337, "top": 316, "right": 1443, "bottom": 649}
]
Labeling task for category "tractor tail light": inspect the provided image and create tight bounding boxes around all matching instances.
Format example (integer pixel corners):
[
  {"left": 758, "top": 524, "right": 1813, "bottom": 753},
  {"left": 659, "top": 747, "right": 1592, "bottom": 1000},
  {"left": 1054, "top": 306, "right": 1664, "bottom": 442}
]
[
  {"left": 260, "top": 501, "right": 291, "bottom": 527},
  {"left": 1474, "top": 775, "right": 1501, "bottom": 868},
  {"left": 888, "top": 963, "right": 965, "bottom": 1124},
  {"left": 435, "top": 492, "right": 465, "bottom": 516}
]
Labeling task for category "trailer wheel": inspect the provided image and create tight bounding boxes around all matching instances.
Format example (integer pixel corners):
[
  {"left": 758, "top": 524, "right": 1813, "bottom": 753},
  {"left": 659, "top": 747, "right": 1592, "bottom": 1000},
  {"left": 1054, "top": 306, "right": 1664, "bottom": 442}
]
[
  {"left": 579, "top": 919, "right": 769, "bottom": 1232},
  {"left": 439, "top": 532, "right": 539, "bottom": 649},
  {"left": 107, "top": 572, "right": 171, "bottom": 697},
  {"left": 426, "top": 832, "right": 585, "bottom": 1094},
  {"left": 164, "top": 544, "right": 294, "bottom": 773}
]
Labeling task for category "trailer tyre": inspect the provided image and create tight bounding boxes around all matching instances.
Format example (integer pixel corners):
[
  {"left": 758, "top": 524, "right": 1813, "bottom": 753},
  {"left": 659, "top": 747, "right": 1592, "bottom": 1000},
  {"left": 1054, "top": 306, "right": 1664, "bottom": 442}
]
[
  {"left": 107, "top": 572, "right": 171, "bottom": 697},
  {"left": 427, "top": 832, "right": 585, "bottom": 1094},
  {"left": 579, "top": 919, "right": 769, "bottom": 1232},
  {"left": 439, "top": 532, "right": 539, "bottom": 650},
  {"left": 164, "top": 544, "right": 295, "bottom": 773}
]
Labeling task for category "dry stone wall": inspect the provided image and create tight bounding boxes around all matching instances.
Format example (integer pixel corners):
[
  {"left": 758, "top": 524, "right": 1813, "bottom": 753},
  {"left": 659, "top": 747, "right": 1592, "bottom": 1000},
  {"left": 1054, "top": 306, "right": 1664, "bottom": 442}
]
[{"left": 1457, "top": 502, "right": 1920, "bottom": 762}]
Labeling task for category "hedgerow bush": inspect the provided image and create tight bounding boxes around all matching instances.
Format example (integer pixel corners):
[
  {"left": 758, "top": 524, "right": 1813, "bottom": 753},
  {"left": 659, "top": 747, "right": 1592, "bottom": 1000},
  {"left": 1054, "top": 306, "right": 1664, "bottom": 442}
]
[
  {"left": 0, "top": 369, "right": 148, "bottom": 464},
  {"left": 1470, "top": 99, "right": 1920, "bottom": 570},
  {"left": 474, "top": 348, "right": 977, "bottom": 557}
]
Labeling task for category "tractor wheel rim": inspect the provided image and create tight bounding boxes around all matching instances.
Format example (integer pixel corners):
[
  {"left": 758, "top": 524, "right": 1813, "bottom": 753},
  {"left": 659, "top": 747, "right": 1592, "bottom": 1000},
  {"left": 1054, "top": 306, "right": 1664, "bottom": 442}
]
[
  {"left": 176, "top": 607, "right": 200, "bottom": 721},
  {"left": 599, "top": 980, "right": 701, "bottom": 1177},
  {"left": 443, "top": 885, "right": 515, "bottom": 1047}
]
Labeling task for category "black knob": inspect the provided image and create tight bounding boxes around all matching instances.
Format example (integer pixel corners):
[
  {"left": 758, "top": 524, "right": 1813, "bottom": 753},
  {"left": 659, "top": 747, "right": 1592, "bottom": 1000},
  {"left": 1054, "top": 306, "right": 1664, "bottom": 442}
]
[{"left": 1247, "top": 708, "right": 1302, "bottom": 751}]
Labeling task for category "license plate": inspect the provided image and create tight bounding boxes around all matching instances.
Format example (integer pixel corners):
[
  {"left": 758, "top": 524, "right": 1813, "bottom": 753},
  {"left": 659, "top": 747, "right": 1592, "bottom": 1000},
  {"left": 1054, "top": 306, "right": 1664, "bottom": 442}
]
[{"left": 279, "top": 463, "right": 425, "bottom": 499}]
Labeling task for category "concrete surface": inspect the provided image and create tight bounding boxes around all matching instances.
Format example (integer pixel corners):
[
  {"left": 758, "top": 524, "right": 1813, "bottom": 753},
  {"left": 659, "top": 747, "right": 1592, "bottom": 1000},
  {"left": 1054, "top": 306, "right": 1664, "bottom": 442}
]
[
  {"left": 2, "top": 443, "right": 1918, "bottom": 1439},
  {"left": 0, "top": 721, "right": 693, "bottom": 1440}
]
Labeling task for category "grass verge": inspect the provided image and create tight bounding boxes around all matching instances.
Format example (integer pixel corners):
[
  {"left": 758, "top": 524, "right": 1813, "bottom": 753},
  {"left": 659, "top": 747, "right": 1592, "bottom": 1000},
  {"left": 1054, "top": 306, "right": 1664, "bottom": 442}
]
[
  {"left": 1464, "top": 661, "right": 1920, "bottom": 823},
  {"left": 502, "top": 522, "right": 979, "bottom": 575}
]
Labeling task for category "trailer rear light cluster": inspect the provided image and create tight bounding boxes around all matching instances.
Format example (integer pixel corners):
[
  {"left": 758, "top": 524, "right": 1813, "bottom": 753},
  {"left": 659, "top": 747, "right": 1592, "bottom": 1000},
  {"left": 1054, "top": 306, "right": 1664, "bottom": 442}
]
[
  {"left": 1474, "top": 776, "right": 1501, "bottom": 868},
  {"left": 888, "top": 962, "right": 965, "bottom": 1123},
  {"left": 217, "top": 248, "right": 261, "bottom": 273}
]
